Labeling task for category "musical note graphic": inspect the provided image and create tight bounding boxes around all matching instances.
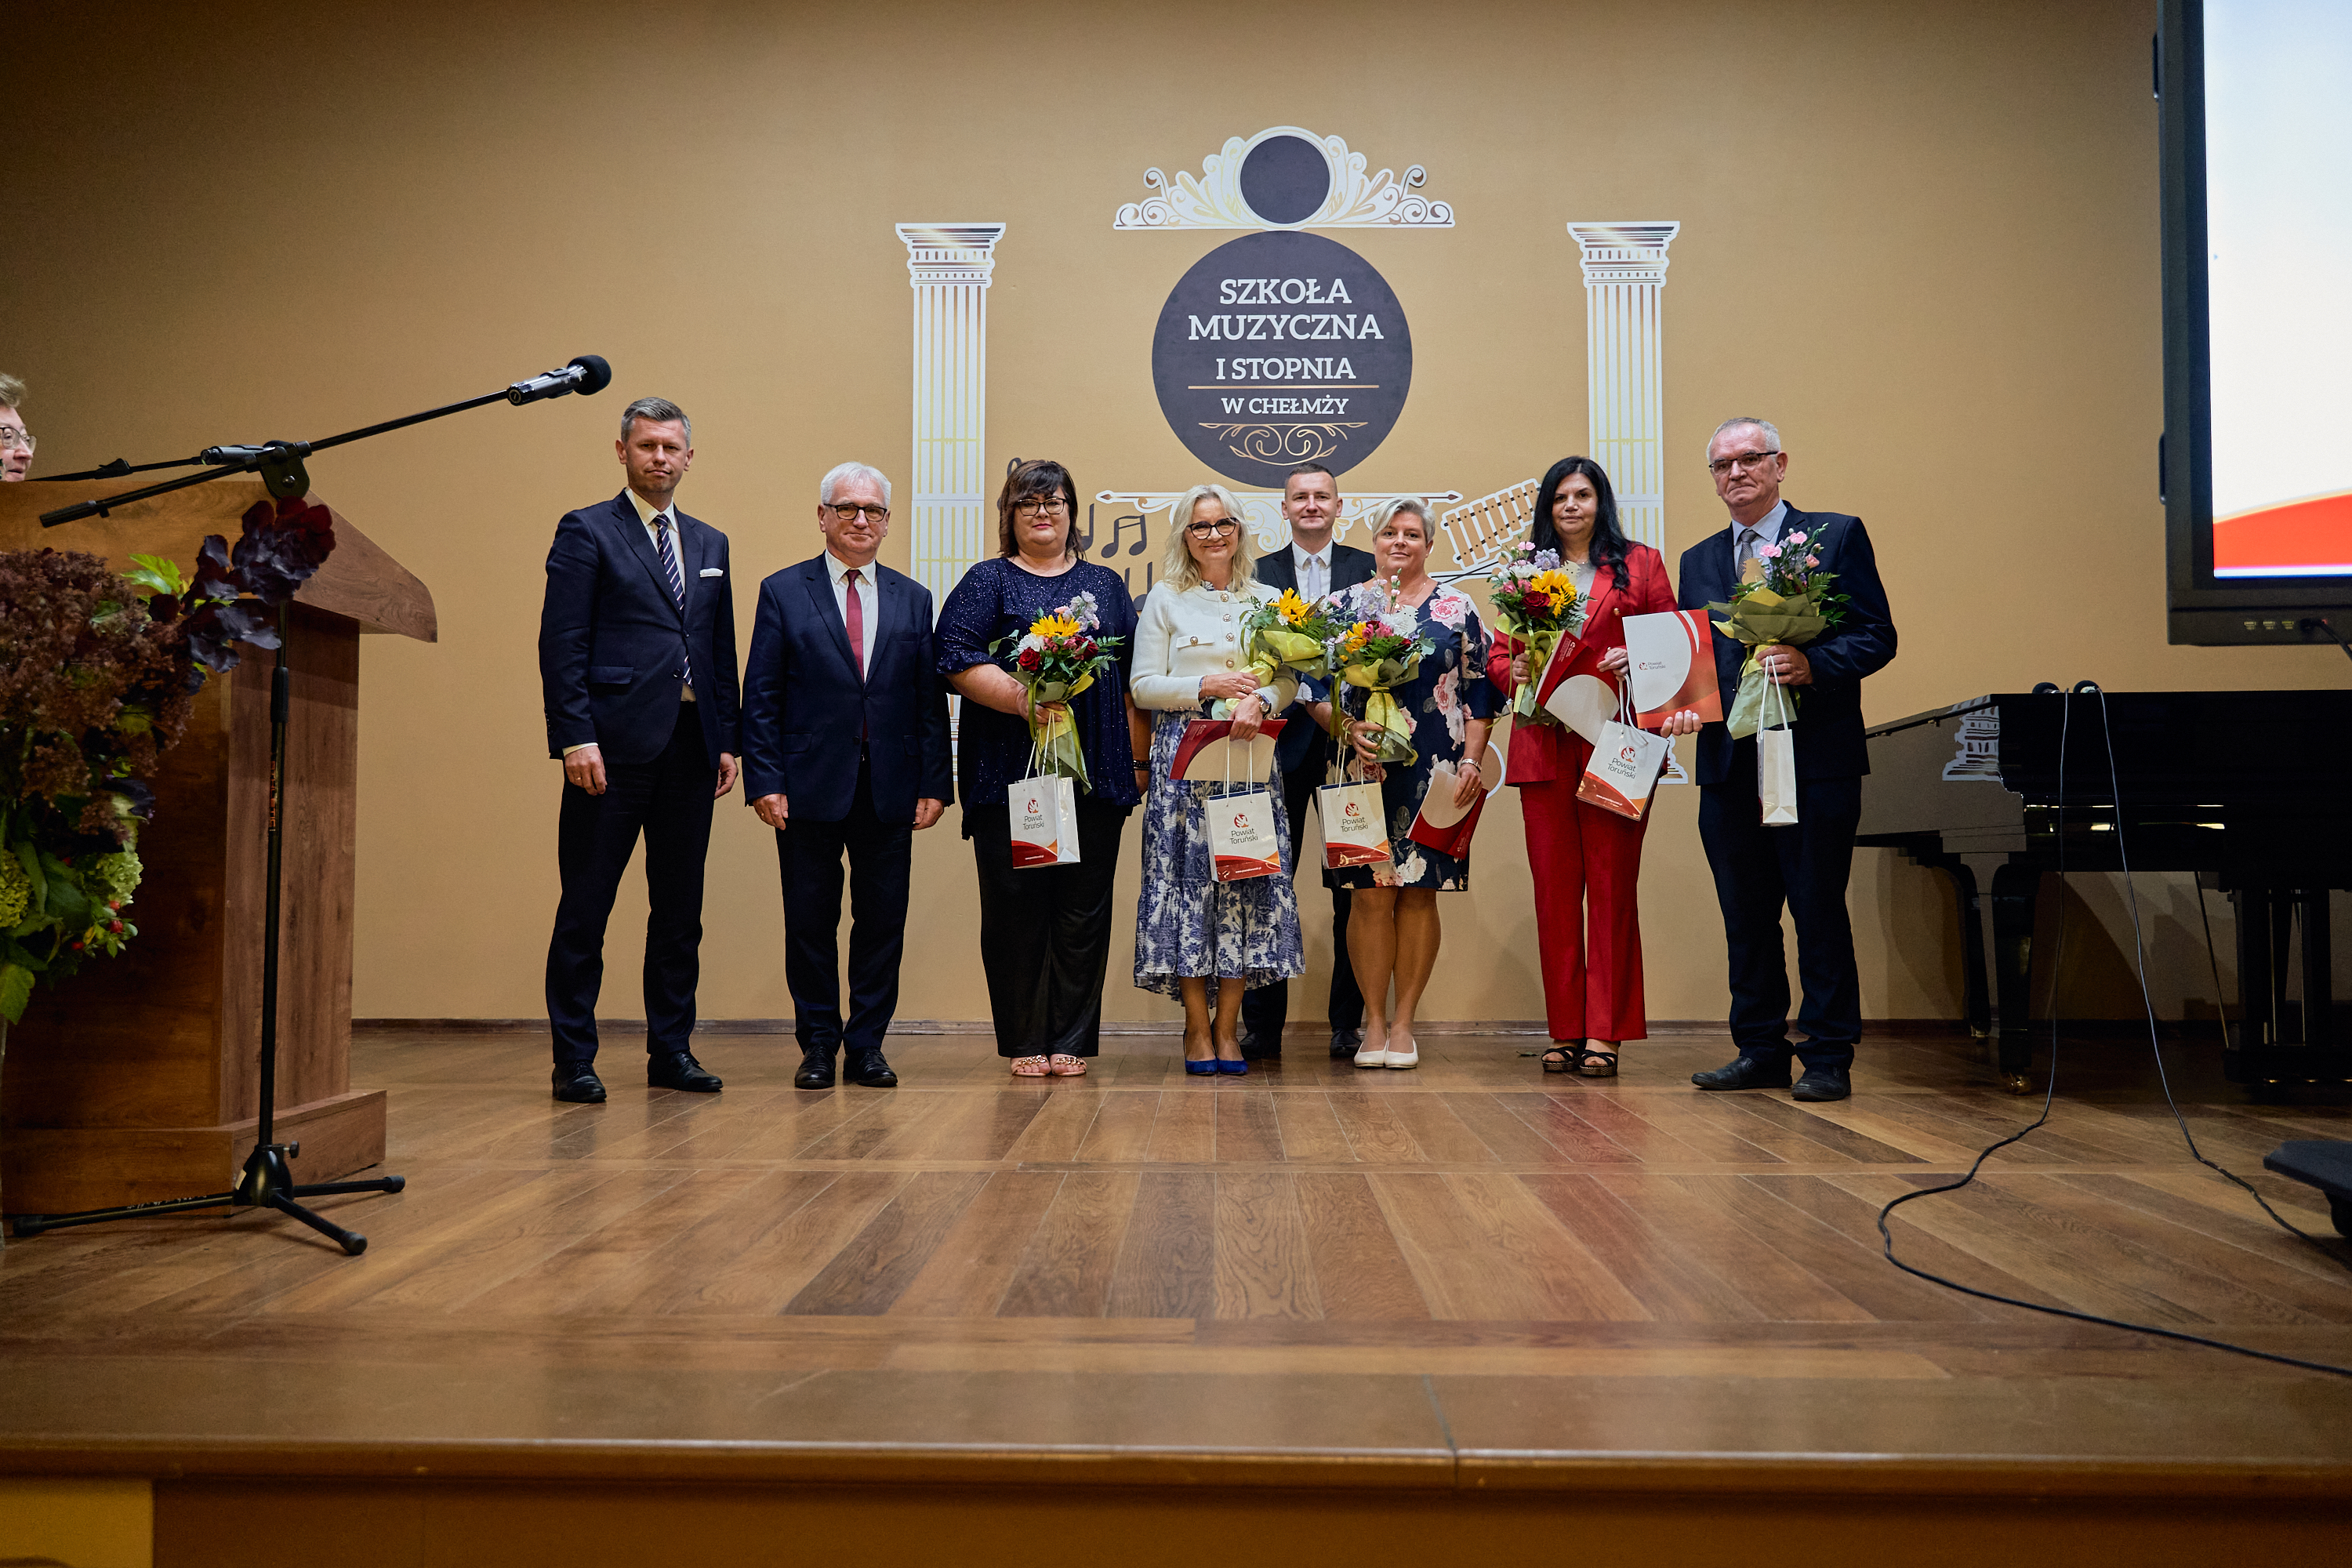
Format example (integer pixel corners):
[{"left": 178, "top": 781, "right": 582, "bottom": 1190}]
[{"left": 1098, "top": 512, "right": 1150, "bottom": 558}]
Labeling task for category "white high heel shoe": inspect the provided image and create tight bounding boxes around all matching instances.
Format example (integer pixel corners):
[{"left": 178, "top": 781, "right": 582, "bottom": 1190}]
[
  {"left": 1353, "top": 1033, "right": 1388, "bottom": 1069},
  {"left": 1385, "top": 1034, "right": 1419, "bottom": 1070}
]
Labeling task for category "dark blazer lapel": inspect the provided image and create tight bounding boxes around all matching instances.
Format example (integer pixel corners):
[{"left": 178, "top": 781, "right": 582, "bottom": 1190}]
[
  {"left": 800, "top": 557, "right": 858, "bottom": 679},
  {"left": 615, "top": 494, "right": 684, "bottom": 623},
  {"left": 1256, "top": 549, "right": 1295, "bottom": 593},
  {"left": 870, "top": 568, "right": 906, "bottom": 680}
]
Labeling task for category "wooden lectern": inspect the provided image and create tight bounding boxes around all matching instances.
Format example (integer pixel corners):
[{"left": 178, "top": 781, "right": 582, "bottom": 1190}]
[{"left": 0, "top": 478, "right": 434, "bottom": 1214}]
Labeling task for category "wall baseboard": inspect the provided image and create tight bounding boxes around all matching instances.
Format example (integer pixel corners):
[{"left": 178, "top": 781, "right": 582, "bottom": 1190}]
[{"left": 348, "top": 1018, "right": 2220, "bottom": 1040}]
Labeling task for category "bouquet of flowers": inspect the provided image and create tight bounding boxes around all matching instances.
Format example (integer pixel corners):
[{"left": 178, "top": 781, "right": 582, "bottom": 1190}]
[
  {"left": 1211, "top": 586, "right": 1336, "bottom": 720},
  {"left": 0, "top": 495, "right": 336, "bottom": 1022},
  {"left": 1706, "top": 528, "right": 1849, "bottom": 737},
  {"left": 1486, "top": 541, "right": 1580, "bottom": 723},
  {"left": 993, "top": 590, "right": 1124, "bottom": 789},
  {"left": 1334, "top": 585, "right": 1435, "bottom": 767}
]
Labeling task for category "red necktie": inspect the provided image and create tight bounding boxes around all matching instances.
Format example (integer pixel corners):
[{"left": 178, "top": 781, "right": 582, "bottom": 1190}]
[{"left": 844, "top": 568, "right": 866, "bottom": 678}]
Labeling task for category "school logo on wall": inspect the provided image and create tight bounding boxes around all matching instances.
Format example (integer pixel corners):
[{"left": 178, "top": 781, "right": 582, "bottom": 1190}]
[{"left": 1151, "top": 230, "right": 1411, "bottom": 488}]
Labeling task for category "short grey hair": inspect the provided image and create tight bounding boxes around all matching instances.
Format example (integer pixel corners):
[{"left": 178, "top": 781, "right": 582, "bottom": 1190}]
[
  {"left": 1160, "top": 483, "right": 1257, "bottom": 595},
  {"left": 1707, "top": 416, "right": 1780, "bottom": 459},
  {"left": 620, "top": 396, "right": 690, "bottom": 445},
  {"left": 1368, "top": 495, "right": 1432, "bottom": 542},
  {"left": 818, "top": 462, "right": 892, "bottom": 508},
  {"left": 0, "top": 372, "right": 24, "bottom": 412}
]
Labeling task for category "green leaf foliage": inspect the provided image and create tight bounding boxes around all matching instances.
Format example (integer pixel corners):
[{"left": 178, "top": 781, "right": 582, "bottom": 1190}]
[{"left": 0, "top": 962, "right": 34, "bottom": 1025}]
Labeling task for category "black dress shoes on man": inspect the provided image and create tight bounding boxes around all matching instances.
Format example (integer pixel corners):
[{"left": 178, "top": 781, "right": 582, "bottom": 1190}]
[
  {"left": 551, "top": 1066, "right": 607, "bottom": 1104},
  {"left": 1330, "top": 1027, "right": 1364, "bottom": 1060},
  {"left": 845, "top": 1047, "right": 898, "bottom": 1088},
  {"left": 794, "top": 1047, "right": 837, "bottom": 1091},
  {"left": 1792, "top": 1067, "right": 1852, "bottom": 1102},
  {"left": 1237, "top": 1030, "right": 1280, "bottom": 1062},
  {"left": 1690, "top": 1055, "right": 1793, "bottom": 1091},
  {"left": 648, "top": 1051, "right": 723, "bottom": 1092}
]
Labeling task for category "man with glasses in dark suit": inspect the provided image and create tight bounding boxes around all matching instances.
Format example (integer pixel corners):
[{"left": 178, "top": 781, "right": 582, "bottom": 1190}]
[
  {"left": 1668, "top": 417, "right": 1896, "bottom": 1103},
  {"left": 1240, "top": 463, "right": 1377, "bottom": 1059},
  {"left": 539, "top": 397, "right": 742, "bottom": 1105}
]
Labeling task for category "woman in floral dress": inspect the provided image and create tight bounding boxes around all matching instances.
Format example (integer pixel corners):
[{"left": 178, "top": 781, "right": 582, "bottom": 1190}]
[
  {"left": 1128, "top": 484, "right": 1305, "bottom": 1076},
  {"left": 1305, "top": 499, "right": 1497, "bottom": 1071}
]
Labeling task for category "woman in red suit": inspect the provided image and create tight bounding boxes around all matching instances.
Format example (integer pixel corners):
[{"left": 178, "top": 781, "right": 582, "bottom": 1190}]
[{"left": 1486, "top": 457, "right": 1675, "bottom": 1077}]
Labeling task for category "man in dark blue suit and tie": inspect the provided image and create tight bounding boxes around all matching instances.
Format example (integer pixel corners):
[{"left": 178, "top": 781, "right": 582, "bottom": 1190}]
[
  {"left": 539, "top": 397, "right": 742, "bottom": 1105},
  {"left": 1240, "top": 463, "right": 1376, "bottom": 1060},
  {"left": 1670, "top": 417, "right": 1896, "bottom": 1102},
  {"left": 741, "top": 462, "right": 953, "bottom": 1091}
]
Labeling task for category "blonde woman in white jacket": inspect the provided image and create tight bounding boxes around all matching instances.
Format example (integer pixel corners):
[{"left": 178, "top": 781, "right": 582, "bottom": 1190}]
[{"left": 1128, "top": 485, "right": 1307, "bottom": 1076}]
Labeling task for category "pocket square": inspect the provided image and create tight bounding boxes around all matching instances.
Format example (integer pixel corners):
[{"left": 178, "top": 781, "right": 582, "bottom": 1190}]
[{"left": 698, "top": 567, "right": 724, "bottom": 578}]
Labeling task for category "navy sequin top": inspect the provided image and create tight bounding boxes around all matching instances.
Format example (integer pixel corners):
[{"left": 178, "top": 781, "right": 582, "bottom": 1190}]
[{"left": 935, "top": 557, "right": 1141, "bottom": 834}]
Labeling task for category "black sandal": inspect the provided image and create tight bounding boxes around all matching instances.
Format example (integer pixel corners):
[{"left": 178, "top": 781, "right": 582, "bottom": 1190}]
[
  {"left": 1577, "top": 1048, "right": 1619, "bottom": 1079},
  {"left": 1541, "top": 1044, "right": 1581, "bottom": 1074}
]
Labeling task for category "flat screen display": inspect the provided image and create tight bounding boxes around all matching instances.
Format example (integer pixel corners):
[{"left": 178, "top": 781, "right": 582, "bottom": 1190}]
[{"left": 2203, "top": 0, "right": 2352, "bottom": 579}]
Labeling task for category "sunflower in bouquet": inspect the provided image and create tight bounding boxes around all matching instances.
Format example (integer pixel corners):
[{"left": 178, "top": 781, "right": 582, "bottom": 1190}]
[
  {"left": 992, "top": 590, "right": 1125, "bottom": 789},
  {"left": 1487, "top": 541, "right": 1580, "bottom": 723},
  {"left": 1706, "top": 530, "right": 1851, "bottom": 737},
  {"left": 1334, "top": 596, "right": 1435, "bottom": 768},
  {"left": 1210, "top": 586, "right": 1337, "bottom": 720}
]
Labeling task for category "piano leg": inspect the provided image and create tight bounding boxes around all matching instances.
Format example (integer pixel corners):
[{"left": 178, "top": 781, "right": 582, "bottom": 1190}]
[
  {"left": 1990, "top": 862, "right": 2042, "bottom": 1094},
  {"left": 2233, "top": 887, "right": 2280, "bottom": 1047},
  {"left": 2301, "top": 889, "right": 2332, "bottom": 1049},
  {"left": 1922, "top": 855, "right": 1992, "bottom": 1040}
]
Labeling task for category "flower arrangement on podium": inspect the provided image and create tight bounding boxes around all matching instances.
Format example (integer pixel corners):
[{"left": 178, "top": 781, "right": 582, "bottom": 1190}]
[
  {"left": 1334, "top": 586, "right": 1435, "bottom": 768},
  {"left": 0, "top": 495, "right": 336, "bottom": 1022},
  {"left": 1210, "top": 587, "right": 1334, "bottom": 720},
  {"left": 994, "top": 590, "right": 1124, "bottom": 790},
  {"left": 1487, "top": 542, "right": 1580, "bottom": 724},
  {"left": 1706, "top": 528, "right": 1849, "bottom": 737}
]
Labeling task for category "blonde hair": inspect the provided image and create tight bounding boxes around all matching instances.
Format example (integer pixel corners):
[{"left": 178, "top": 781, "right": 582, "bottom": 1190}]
[
  {"left": 1159, "top": 483, "right": 1258, "bottom": 595},
  {"left": 1368, "top": 495, "right": 1432, "bottom": 546}
]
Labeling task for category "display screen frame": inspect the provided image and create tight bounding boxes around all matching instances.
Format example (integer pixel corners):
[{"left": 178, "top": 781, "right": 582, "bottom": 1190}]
[{"left": 2160, "top": 0, "right": 2352, "bottom": 646}]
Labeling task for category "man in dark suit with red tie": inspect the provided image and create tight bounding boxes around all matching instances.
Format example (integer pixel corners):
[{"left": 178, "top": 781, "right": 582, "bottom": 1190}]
[
  {"left": 539, "top": 397, "right": 741, "bottom": 1105},
  {"left": 741, "top": 463, "right": 953, "bottom": 1091},
  {"left": 1671, "top": 417, "right": 1896, "bottom": 1102}
]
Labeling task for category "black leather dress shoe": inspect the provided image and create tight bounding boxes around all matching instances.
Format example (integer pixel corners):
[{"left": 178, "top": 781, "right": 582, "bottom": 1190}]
[
  {"left": 1238, "top": 1031, "right": 1280, "bottom": 1062},
  {"left": 648, "top": 1051, "right": 723, "bottom": 1092},
  {"left": 794, "top": 1049, "right": 837, "bottom": 1091},
  {"left": 1690, "top": 1055, "right": 1792, "bottom": 1091},
  {"left": 552, "top": 1067, "right": 607, "bottom": 1104},
  {"left": 1330, "top": 1028, "right": 1364, "bottom": 1060},
  {"left": 846, "top": 1047, "right": 898, "bottom": 1088},
  {"left": 1793, "top": 1068, "right": 1852, "bottom": 1102}
]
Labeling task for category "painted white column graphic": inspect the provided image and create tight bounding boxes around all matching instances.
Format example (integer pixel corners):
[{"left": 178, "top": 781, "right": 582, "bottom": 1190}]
[
  {"left": 1567, "top": 222, "right": 1679, "bottom": 552},
  {"left": 896, "top": 223, "right": 1006, "bottom": 608}
]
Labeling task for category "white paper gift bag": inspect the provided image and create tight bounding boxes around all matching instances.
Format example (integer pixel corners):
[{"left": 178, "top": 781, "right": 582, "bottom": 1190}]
[
  {"left": 1210, "top": 785, "right": 1282, "bottom": 881},
  {"left": 1009, "top": 772, "right": 1080, "bottom": 868},
  {"left": 1757, "top": 676, "right": 1799, "bottom": 826},
  {"left": 1575, "top": 689, "right": 1670, "bottom": 822},
  {"left": 1319, "top": 776, "right": 1392, "bottom": 871}
]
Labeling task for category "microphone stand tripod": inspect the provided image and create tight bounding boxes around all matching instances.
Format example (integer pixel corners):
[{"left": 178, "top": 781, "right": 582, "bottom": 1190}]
[{"left": 11, "top": 359, "right": 608, "bottom": 1254}]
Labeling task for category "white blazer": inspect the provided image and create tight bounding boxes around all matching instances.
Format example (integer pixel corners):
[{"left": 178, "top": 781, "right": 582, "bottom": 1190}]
[{"left": 1130, "top": 579, "right": 1298, "bottom": 714}]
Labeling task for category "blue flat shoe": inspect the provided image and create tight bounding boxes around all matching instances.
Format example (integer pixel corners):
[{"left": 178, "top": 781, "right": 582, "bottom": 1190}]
[
  {"left": 1216, "top": 1058, "right": 1249, "bottom": 1076},
  {"left": 1185, "top": 1058, "right": 1219, "bottom": 1076}
]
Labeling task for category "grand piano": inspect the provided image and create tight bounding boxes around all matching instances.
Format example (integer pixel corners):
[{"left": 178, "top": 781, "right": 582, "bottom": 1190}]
[{"left": 1856, "top": 688, "right": 2352, "bottom": 1090}]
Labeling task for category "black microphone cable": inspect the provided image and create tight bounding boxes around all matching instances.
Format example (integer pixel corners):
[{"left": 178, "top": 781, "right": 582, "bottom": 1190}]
[{"left": 1874, "top": 688, "right": 2352, "bottom": 1379}]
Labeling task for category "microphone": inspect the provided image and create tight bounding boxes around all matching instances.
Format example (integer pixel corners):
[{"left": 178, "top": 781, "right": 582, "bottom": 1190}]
[{"left": 506, "top": 354, "right": 612, "bottom": 406}]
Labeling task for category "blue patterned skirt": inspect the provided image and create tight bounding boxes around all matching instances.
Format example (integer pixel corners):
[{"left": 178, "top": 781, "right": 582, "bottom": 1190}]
[{"left": 1132, "top": 711, "right": 1306, "bottom": 999}]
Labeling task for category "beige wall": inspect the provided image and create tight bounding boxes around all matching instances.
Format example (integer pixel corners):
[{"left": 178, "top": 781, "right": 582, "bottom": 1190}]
[{"left": 8, "top": 0, "right": 2344, "bottom": 1029}]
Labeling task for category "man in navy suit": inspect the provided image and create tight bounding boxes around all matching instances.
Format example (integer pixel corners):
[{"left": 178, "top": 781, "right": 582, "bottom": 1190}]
[
  {"left": 741, "top": 462, "right": 953, "bottom": 1091},
  {"left": 539, "top": 397, "right": 741, "bottom": 1105},
  {"left": 1671, "top": 417, "right": 1896, "bottom": 1102},
  {"left": 1240, "top": 463, "right": 1376, "bottom": 1060}
]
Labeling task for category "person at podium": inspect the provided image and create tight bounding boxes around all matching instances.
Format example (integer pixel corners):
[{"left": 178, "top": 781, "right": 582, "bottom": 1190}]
[
  {"left": 538, "top": 396, "right": 742, "bottom": 1105},
  {"left": 0, "top": 374, "right": 33, "bottom": 481},
  {"left": 739, "top": 463, "right": 953, "bottom": 1093},
  {"left": 1669, "top": 417, "right": 1896, "bottom": 1104}
]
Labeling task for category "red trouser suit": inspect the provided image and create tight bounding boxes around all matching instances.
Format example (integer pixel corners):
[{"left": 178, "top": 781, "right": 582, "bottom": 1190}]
[{"left": 1487, "top": 544, "right": 1675, "bottom": 1044}]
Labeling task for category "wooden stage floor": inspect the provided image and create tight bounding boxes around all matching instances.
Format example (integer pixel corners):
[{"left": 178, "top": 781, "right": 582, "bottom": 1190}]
[{"left": 4, "top": 1025, "right": 2350, "bottom": 1557}]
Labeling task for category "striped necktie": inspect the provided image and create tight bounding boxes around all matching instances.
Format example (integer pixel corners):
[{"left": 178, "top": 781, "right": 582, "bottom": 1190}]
[{"left": 654, "top": 515, "right": 693, "bottom": 689}]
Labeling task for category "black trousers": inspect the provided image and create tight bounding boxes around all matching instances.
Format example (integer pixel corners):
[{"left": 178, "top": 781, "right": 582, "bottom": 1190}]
[
  {"left": 1240, "top": 734, "right": 1365, "bottom": 1045},
  {"left": 968, "top": 797, "right": 1128, "bottom": 1058},
  {"left": 546, "top": 703, "right": 715, "bottom": 1068},
  {"left": 1697, "top": 746, "right": 1864, "bottom": 1072},
  {"left": 778, "top": 759, "right": 913, "bottom": 1057}
]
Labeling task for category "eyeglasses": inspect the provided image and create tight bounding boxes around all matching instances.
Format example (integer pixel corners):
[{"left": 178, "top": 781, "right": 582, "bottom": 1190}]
[
  {"left": 1707, "top": 448, "right": 1779, "bottom": 476},
  {"left": 1015, "top": 498, "right": 1069, "bottom": 517},
  {"left": 826, "top": 503, "right": 889, "bottom": 524},
  {"left": 0, "top": 428, "right": 33, "bottom": 453},
  {"left": 1184, "top": 520, "right": 1240, "bottom": 539}
]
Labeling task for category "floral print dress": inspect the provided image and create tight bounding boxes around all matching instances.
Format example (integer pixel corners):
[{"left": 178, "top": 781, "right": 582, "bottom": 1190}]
[{"left": 1323, "top": 580, "right": 1499, "bottom": 891}]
